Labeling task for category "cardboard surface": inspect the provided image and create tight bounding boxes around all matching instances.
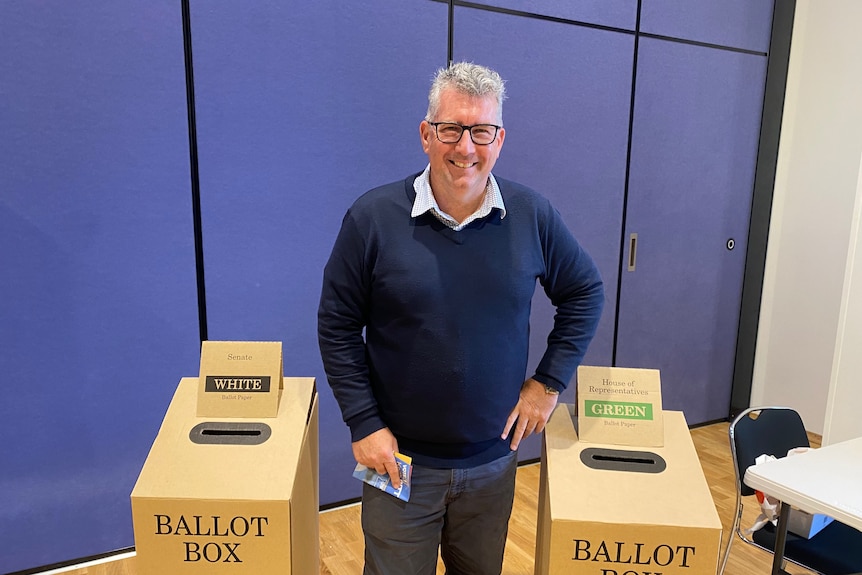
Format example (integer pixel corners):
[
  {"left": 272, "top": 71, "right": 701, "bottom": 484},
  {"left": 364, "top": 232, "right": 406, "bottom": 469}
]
[
  {"left": 578, "top": 365, "right": 664, "bottom": 447},
  {"left": 132, "top": 376, "right": 318, "bottom": 574},
  {"left": 197, "top": 341, "right": 283, "bottom": 418},
  {"left": 787, "top": 508, "right": 834, "bottom": 539},
  {"left": 536, "top": 404, "right": 722, "bottom": 575}
]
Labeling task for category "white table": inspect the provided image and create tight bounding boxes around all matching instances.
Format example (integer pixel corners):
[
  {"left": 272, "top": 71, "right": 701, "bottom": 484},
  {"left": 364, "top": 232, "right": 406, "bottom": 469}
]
[{"left": 743, "top": 436, "right": 862, "bottom": 574}]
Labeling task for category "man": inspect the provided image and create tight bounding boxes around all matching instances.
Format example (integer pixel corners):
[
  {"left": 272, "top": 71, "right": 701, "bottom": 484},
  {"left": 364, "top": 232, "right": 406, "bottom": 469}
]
[{"left": 318, "top": 62, "right": 603, "bottom": 574}]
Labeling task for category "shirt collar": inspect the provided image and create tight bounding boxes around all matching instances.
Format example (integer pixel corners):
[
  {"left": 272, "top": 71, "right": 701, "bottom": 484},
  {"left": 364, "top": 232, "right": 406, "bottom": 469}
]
[{"left": 411, "top": 165, "right": 506, "bottom": 229}]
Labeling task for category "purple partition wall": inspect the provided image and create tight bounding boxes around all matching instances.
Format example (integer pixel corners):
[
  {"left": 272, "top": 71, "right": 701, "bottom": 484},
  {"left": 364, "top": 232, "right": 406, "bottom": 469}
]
[
  {"left": 0, "top": 0, "right": 775, "bottom": 570},
  {"left": 455, "top": 1, "right": 773, "bottom": 431},
  {"left": 190, "top": 0, "right": 447, "bottom": 506},
  {"left": 452, "top": 4, "right": 635, "bottom": 458},
  {"left": 617, "top": 37, "right": 768, "bottom": 424},
  {"left": 0, "top": 2, "right": 201, "bottom": 572},
  {"left": 615, "top": 1, "right": 774, "bottom": 424},
  {"left": 463, "top": 0, "right": 637, "bottom": 29},
  {"left": 641, "top": 0, "right": 774, "bottom": 53}
]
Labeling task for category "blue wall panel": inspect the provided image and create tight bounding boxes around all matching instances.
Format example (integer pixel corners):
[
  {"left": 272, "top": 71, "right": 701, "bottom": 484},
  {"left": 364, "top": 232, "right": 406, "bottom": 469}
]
[
  {"left": 641, "top": 0, "right": 774, "bottom": 53},
  {"left": 454, "top": 6, "right": 633, "bottom": 458},
  {"left": 191, "top": 0, "right": 447, "bottom": 506},
  {"left": 617, "top": 38, "right": 768, "bottom": 424},
  {"left": 0, "top": 0, "right": 778, "bottom": 568},
  {"left": 0, "top": 2, "right": 201, "bottom": 572},
  {"left": 466, "top": 0, "right": 637, "bottom": 30}
]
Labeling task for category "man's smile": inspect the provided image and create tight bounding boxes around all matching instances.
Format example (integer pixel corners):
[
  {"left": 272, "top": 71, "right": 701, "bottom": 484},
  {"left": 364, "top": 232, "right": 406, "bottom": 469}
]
[{"left": 451, "top": 160, "right": 477, "bottom": 169}]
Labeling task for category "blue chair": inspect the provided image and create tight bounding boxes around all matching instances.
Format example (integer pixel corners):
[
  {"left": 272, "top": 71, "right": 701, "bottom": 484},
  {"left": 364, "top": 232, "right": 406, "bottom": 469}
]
[{"left": 720, "top": 406, "right": 862, "bottom": 575}]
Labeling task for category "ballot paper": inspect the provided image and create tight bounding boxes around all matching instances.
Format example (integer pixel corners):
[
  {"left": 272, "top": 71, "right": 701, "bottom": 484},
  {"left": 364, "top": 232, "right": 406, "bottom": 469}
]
[{"left": 353, "top": 452, "right": 413, "bottom": 502}]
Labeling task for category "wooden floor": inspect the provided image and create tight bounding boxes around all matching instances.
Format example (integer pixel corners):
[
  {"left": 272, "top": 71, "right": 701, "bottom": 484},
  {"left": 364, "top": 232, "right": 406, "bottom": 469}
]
[{"left": 52, "top": 422, "right": 819, "bottom": 575}]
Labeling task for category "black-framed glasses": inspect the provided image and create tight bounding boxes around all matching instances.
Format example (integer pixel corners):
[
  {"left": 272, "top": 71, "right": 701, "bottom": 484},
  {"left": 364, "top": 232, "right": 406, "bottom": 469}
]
[{"left": 428, "top": 122, "right": 501, "bottom": 145}]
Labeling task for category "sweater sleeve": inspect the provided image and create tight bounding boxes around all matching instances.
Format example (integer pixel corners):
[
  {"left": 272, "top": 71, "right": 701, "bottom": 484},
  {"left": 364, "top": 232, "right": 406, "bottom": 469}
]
[
  {"left": 317, "top": 210, "right": 387, "bottom": 442},
  {"left": 531, "top": 200, "right": 605, "bottom": 392}
]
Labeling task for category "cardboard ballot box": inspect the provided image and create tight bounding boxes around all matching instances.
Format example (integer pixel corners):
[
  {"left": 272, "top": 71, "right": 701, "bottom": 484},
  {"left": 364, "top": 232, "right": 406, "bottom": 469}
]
[
  {"left": 131, "top": 376, "right": 318, "bottom": 574},
  {"left": 535, "top": 405, "right": 721, "bottom": 575}
]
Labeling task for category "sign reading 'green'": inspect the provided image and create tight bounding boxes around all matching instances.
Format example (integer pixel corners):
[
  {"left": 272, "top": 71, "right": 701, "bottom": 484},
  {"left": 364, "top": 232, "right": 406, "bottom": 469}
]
[{"left": 585, "top": 400, "right": 653, "bottom": 420}]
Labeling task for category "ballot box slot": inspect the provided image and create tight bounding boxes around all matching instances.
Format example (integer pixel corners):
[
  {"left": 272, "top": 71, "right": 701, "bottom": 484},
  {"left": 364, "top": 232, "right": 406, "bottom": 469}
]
[
  {"left": 189, "top": 422, "right": 272, "bottom": 445},
  {"left": 580, "top": 447, "right": 667, "bottom": 473}
]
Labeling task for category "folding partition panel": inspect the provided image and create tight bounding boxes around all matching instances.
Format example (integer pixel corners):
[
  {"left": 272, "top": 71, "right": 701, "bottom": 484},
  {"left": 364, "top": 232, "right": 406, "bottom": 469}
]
[
  {"left": 616, "top": 36, "right": 769, "bottom": 424},
  {"left": 613, "top": 2, "right": 774, "bottom": 426},
  {"left": 464, "top": 0, "right": 637, "bottom": 29},
  {"left": 457, "top": 1, "right": 775, "bottom": 428},
  {"left": 0, "top": 2, "right": 201, "bottom": 572},
  {"left": 640, "top": 0, "right": 774, "bottom": 53},
  {"left": 453, "top": 4, "right": 635, "bottom": 459},
  {"left": 191, "top": 0, "right": 447, "bottom": 506}
]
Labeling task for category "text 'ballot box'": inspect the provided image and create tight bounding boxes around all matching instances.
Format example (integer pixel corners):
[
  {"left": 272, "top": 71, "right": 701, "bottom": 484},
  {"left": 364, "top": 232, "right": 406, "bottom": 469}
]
[
  {"left": 131, "top": 376, "right": 318, "bottom": 574},
  {"left": 535, "top": 405, "right": 722, "bottom": 575}
]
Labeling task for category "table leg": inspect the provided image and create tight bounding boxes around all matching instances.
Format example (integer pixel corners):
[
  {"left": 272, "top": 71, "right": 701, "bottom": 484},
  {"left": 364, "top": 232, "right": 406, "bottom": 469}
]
[{"left": 772, "top": 501, "right": 791, "bottom": 575}]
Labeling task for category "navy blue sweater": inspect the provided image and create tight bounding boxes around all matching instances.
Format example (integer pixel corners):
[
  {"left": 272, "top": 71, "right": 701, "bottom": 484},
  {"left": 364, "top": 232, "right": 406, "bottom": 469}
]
[{"left": 318, "top": 174, "right": 603, "bottom": 467}]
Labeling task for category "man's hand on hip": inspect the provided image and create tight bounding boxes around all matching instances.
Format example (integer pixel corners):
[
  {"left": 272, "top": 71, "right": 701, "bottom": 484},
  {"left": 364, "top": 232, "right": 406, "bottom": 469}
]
[
  {"left": 501, "top": 378, "right": 559, "bottom": 450},
  {"left": 352, "top": 427, "right": 402, "bottom": 489}
]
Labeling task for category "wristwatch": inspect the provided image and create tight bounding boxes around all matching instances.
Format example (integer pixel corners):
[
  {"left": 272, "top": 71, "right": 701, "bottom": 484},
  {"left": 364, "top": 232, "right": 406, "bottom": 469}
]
[{"left": 543, "top": 384, "right": 560, "bottom": 395}]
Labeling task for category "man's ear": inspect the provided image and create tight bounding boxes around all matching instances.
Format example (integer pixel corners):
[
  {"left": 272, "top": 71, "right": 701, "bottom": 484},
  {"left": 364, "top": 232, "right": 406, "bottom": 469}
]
[{"left": 419, "top": 120, "right": 432, "bottom": 154}]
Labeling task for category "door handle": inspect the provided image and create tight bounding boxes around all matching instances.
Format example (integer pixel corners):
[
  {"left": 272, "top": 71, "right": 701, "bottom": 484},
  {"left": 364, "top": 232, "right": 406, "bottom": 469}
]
[{"left": 628, "top": 233, "right": 638, "bottom": 272}]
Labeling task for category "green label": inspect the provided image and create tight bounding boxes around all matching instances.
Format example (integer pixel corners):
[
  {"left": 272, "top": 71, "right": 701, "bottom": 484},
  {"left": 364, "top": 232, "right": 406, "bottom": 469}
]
[{"left": 585, "top": 400, "right": 653, "bottom": 420}]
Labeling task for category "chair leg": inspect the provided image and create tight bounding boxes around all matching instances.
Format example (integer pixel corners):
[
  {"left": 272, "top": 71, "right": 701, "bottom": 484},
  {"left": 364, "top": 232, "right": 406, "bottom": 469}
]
[{"left": 718, "top": 493, "right": 743, "bottom": 575}]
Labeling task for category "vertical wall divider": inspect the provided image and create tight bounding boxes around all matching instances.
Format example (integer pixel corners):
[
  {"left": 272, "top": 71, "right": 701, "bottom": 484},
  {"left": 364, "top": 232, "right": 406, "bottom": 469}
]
[
  {"left": 448, "top": 0, "right": 455, "bottom": 64},
  {"left": 611, "top": 0, "right": 642, "bottom": 366},
  {"left": 181, "top": 0, "right": 208, "bottom": 343}
]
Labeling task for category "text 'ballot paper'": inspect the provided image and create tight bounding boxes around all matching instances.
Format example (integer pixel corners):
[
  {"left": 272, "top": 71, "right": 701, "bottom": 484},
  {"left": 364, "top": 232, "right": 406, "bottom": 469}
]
[{"left": 353, "top": 452, "right": 413, "bottom": 501}]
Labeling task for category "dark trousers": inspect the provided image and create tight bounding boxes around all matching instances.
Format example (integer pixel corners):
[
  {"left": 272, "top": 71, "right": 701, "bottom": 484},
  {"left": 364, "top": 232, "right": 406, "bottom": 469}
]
[{"left": 361, "top": 450, "right": 518, "bottom": 575}]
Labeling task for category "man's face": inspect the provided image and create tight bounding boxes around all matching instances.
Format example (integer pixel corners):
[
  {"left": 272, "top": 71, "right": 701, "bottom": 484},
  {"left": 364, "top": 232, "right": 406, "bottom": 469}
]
[{"left": 420, "top": 88, "right": 505, "bottom": 200}]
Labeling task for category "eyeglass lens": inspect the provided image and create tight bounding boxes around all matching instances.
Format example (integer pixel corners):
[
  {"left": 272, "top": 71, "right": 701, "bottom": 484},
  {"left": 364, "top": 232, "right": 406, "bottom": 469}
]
[{"left": 434, "top": 123, "right": 498, "bottom": 145}]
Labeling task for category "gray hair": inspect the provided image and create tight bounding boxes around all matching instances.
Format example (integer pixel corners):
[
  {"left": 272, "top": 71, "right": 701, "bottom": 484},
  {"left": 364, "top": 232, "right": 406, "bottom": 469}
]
[{"left": 425, "top": 62, "right": 507, "bottom": 124}]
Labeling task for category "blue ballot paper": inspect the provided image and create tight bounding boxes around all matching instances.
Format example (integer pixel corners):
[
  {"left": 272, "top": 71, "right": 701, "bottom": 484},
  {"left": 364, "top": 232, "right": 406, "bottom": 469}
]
[{"left": 352, "top": 452, "right": 413, "bottom": 502}]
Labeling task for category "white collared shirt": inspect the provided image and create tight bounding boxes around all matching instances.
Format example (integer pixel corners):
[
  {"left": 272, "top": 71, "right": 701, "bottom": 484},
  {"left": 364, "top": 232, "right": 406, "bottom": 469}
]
[{"left": 411, "top": 164, "right": 507, "bottom": 231}]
